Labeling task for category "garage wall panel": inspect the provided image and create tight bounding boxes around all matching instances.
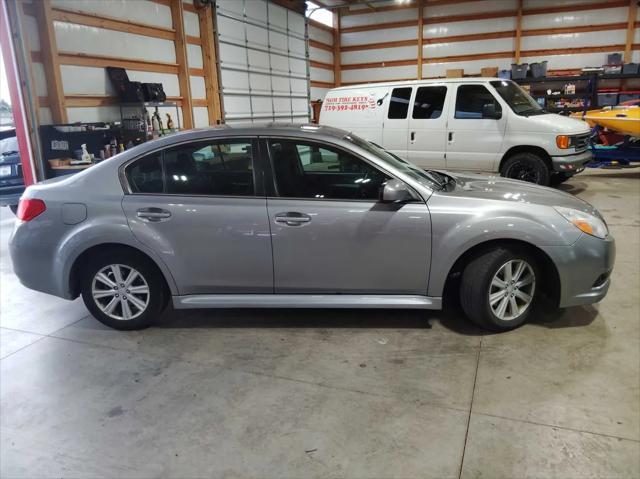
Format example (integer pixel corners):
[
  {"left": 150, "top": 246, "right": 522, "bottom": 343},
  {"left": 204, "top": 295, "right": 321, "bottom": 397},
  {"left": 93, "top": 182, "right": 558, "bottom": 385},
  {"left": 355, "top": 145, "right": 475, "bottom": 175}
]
[
  {"left": 216, "top": 0, "right": 310, "bottom": 122},
  {"left": 423, "top": 0, "right": 517, "bottom": 19},
  {"left": 521, "top": 30, "right": 627, "bottom": 51},
  {"left": 342, "top": 46, "right": 417, "bottom": 65},
  {"left": 423, "top": 58, "right": 513, "bottom": 78},
  {"left": 310, "top": 46, "right": 332, "bottom": 65},
  {"left": 424, "top": 37, "right": 515, "bottom": 58},
  {"left": 342, "top": 65, "right": 416, "bottom": 84},
  {"left": 190, "top": 76, "right": 206, "bottom": 100},
  {"left": 424, "top": 17, "right": 516, "bottom": 39},
  {"left": 183, "top": 10, "right": 200, "bottom": 37},
  {"left": 187, "top": 44, "right": 203, "bottom": 69},
  {"left": 53, "top": 21, "right": 176, "bottom": 64},
  {"left": 341, "top": 8, "right": 418, "bottom": 29},
  {"left": 309, "top": 24, "right": 332, "bottom": 45},
  {"left": 341, "top": 26, "right": 418, "bottom": 47},
  {"left": 310, "top": 86, "right": 330, "bottom": 102},
  {"left": 50, "top": 0, "right": 173, "bottom": 29},
  {"left": 522, "top": 6, "right": 629, "bottom": 29}
]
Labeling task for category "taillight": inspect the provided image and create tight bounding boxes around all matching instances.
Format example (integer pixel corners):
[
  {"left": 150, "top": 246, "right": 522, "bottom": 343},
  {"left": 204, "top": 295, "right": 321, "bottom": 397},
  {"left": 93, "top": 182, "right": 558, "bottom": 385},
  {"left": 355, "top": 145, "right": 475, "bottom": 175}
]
[{"left": 16, "top": 198, "right": 46, "bottom": 221}]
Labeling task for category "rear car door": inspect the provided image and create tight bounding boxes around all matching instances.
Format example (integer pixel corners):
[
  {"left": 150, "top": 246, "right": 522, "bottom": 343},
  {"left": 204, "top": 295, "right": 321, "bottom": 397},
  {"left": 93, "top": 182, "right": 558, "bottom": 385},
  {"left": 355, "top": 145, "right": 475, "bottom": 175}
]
[
  {"left": 446, "top": 83, "right": 507, "bottom": 171},
  {"left": 407, "top": 85, "right": 449, "bottom": 169},
  {"left": 382, "top": 86, "right": 412, "bottom": 160},
  {"left": 121, "top": 137, "right": 273, "bottom": 295},
  {"left": 264, "top": 137, "right": 431, "bottom": 294}
]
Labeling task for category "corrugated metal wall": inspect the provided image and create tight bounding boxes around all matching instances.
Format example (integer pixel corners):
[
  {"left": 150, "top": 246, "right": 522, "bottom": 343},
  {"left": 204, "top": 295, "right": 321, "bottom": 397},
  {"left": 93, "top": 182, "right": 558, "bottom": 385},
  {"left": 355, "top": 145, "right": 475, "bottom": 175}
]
[{"left": 215, "top": 0, "right": 309, "bottom": 124}]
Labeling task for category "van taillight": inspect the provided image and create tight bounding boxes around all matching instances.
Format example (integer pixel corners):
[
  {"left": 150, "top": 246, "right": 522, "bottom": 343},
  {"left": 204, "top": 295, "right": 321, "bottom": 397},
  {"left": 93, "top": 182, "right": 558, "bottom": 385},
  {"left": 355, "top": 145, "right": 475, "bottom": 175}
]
[{"left": 16, "top": 199, "right": 46, "bottom": 221}]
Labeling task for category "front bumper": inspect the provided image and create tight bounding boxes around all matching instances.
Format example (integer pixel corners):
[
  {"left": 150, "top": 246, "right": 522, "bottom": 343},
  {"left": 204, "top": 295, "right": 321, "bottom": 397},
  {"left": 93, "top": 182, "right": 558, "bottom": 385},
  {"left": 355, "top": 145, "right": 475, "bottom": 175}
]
[
  {"left": 551, "top": 150, "right": 593, "bottom": 173},
  {"left": 541, "top": 232, "right": 616, "bottom": 308}
]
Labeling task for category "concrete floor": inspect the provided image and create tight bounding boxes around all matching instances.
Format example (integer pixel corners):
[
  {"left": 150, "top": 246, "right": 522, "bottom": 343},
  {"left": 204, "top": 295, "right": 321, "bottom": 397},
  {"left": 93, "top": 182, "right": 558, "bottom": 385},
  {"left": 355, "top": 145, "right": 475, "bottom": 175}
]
[{"left": 0, "top": 169, "right": 638, "bottom": 478}]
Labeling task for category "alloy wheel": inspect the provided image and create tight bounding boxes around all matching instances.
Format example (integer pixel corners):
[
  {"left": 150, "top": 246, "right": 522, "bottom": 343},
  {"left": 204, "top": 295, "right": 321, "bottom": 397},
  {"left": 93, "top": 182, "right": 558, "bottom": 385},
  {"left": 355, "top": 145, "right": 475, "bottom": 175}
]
[
  {"left": 488, "top": 259, "right": 535, "bottom": 321},
  {"left": 91, "top": 264, "right": 150, "bottom": 321}
]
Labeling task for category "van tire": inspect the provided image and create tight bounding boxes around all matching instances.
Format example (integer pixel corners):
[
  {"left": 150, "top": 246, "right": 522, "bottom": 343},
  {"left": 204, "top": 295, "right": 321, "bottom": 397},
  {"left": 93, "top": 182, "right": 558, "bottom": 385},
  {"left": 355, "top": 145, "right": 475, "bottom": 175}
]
[{"left": 501, "top": 152, "right": 550, "bottom": 186}]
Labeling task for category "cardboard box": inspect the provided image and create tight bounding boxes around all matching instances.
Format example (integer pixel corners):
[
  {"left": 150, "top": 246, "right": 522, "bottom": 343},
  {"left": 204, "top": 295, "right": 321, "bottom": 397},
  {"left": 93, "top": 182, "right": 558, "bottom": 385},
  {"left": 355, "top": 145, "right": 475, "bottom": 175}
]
[
  {"left": 481, "top": 67, "right": 499, "bottom": 77},
  {"left": 446, "top": 69, "right": 464, "bottom": 78}
]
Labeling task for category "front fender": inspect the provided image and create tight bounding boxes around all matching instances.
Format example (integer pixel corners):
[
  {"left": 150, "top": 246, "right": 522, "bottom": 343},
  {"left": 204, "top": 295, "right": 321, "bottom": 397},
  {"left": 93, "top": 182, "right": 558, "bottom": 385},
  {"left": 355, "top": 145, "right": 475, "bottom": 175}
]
[{"left": 426, "top": 198, "right": 580, "bottom": 297}]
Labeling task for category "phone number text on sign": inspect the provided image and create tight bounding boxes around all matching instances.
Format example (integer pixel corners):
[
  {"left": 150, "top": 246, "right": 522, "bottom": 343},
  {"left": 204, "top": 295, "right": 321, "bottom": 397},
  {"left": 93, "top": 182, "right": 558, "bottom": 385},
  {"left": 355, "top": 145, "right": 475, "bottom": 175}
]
[{"left": 323, "top": 95, "right": 375, "bottom": 112}]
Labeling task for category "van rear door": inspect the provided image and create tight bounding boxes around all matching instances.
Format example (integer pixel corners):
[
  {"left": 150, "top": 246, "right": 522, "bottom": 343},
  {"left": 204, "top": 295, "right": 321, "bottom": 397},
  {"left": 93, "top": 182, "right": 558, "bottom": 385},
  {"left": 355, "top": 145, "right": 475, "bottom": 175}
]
[
  {"left": 407, "top": 84, "right": 449, "bottom": 169},
  {"left": 382, "top": 86, "right": 412, "bottom": 159}
]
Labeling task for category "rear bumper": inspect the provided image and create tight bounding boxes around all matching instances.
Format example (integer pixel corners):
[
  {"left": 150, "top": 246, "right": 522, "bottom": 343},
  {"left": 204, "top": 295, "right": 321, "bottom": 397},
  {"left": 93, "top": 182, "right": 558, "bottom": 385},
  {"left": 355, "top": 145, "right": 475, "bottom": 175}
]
[
  {"left": 551, "top": 150, "right": 593, "bottom": 173},
  {"left": 541, "top": 232, "right": 616, "bottom": 308}
]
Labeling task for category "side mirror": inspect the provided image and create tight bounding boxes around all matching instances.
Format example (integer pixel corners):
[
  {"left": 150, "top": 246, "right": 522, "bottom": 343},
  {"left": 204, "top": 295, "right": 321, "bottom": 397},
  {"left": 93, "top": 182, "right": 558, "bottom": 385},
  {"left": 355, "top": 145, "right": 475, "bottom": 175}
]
[
  {"left": 381, "top": 179, "right": 415, "bottom": 203},
  {"left": 482, "top": 102, "right": 501, "bottom": 119}
]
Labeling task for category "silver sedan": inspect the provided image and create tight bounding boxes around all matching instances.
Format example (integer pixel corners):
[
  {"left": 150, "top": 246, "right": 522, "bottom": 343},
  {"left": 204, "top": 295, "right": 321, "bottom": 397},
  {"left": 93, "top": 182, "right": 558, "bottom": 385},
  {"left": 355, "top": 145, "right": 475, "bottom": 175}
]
[{"left": 9, "top": 124, "right": 615, "bottom": 331}]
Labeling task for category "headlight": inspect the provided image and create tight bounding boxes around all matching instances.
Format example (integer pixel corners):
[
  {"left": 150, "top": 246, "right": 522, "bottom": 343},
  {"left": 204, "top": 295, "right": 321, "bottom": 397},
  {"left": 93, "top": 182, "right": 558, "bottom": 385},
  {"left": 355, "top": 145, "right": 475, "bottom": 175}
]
[{"left": 554, "top": 206, "right": 608, "bottom": 239}]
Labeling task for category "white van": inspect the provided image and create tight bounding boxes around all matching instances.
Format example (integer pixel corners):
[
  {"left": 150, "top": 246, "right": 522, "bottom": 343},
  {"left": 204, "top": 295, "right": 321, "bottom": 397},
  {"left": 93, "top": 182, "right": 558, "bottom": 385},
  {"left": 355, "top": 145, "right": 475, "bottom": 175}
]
[{"left": 320, "top": 78, "right": 592, "bottom": 185}]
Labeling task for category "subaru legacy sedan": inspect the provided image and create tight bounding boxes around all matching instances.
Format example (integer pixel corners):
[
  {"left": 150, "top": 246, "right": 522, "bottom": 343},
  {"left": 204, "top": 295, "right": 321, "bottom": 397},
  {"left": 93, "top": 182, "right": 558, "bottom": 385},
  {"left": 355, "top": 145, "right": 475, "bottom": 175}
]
[{"left": 9, "top": 124, "right": 614, "bottom": 331}]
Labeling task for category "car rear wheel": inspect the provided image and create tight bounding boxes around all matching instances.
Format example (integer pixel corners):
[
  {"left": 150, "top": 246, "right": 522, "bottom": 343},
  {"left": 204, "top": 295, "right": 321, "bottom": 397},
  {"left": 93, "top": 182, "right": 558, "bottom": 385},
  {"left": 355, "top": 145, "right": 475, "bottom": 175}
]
[
  {"left": 81, "top": 250, "right": 166, "bottom": 330},
  {"left": 460, "top": 247, "right": 538, "bottom": 331},
  {"left": 501, "top": 152, "right": 550, "bottom": 186}
]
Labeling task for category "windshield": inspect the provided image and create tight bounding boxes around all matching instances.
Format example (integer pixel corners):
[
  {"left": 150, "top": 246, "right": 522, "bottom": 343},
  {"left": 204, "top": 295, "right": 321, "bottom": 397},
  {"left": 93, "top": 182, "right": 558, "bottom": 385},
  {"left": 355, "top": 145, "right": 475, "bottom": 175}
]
[
  {"left": 490, "top": 80, "right": 545, "bottom": 116},
  {"left": 344, "top": 133, "right": 444, "bottom": 190}
]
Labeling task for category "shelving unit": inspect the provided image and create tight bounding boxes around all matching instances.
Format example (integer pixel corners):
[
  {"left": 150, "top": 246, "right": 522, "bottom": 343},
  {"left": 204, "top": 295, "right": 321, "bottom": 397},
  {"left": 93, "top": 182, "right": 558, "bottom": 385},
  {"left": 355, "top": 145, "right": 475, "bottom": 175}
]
[
  {"left": 513, "top": 73, "right": 640, "bottom": 115},
  {"left": 119, "top": 101, "right": 181, "bottom": 144}
]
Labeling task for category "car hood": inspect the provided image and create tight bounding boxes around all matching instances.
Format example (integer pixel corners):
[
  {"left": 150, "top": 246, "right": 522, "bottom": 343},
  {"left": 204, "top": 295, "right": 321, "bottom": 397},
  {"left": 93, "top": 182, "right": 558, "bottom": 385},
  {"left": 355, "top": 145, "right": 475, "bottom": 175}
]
[
  {"left": 436, "top": 172, "right": 597, "bottom": 215},
  {"left": 517, "top": 113, "right": 590, "bottom": 135}
]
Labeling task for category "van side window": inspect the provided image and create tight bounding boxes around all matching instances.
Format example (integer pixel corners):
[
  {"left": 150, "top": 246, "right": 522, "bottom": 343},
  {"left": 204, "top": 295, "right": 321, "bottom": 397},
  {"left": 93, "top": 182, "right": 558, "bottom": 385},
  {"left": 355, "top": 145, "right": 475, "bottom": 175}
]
[
  {"left": 455, "top": 85, "right": 502, "bottom": 119},
  {"left": 387, "top": 87, "right": 412, "bottom": 119},
  {"left": 412, "top": 86, "right": 447, "bottom": 119}
]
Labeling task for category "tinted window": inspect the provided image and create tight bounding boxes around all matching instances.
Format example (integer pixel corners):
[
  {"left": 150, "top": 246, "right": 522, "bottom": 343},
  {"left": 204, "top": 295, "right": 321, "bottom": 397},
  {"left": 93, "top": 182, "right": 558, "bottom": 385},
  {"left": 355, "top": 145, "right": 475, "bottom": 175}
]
[
  {"left": 455, "top": 85, "right": 502, "bottom": 119},
  {"left": 126, "top": 152, "right": 163, "bottom": 193},
  {"left": 412, "top": 86, "right": 447, "bottom": 119},
  {"left": 387, "top": 87, "right": 412, "bottom": 119},
  {"left": 164, "top": 140, "right": 254, "bottom": 196},
  {"left": 269, "top": 140, "right": 390, "bottom": 200}
]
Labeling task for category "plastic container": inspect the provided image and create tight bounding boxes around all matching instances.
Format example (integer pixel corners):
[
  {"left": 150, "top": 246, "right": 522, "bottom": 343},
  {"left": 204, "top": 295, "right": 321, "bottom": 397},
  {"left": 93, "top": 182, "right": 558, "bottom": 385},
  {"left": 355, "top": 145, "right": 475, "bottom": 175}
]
[
  {"left": 511, "top": 63, "right": 528, "bottom": 80},
  {"left": 622, "top": 63, "right": 639, "bottom": 75},
  {"left": 607, "top": 53, "right": 622, "bottom": 65},
  {"left": 604, "top": 64, "right": 622, "bottom": 75},
  {"left": 529, "top": 61, "right": 548, "bottom": 78},
  {"left": 597, "top": 90, "right": 619, "bottom": 106},
  {"left": 498, "top": 69, "right": 511, "bottom": 79},
  {"left": 619, "top": 91, "right": 640, "bottom": 103}
]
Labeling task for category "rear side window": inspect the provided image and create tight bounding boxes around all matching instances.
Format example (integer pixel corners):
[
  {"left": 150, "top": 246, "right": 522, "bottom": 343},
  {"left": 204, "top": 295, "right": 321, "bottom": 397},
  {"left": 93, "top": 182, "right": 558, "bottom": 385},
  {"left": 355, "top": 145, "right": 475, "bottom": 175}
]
[
  {"left": 455, "top": 84, "right": 502, "bottom": 119},
  {"left": 125, "top": 139, "right": 255, "bottom": 196},
  {"left": 387, "top": 87, "right": 412, "bottom": 119},
  {"left": 412, "top": 86, "right": 447, "bottom": 119},
  {"left": 126, "top": 152, "right": 163, "bottom": 193}
]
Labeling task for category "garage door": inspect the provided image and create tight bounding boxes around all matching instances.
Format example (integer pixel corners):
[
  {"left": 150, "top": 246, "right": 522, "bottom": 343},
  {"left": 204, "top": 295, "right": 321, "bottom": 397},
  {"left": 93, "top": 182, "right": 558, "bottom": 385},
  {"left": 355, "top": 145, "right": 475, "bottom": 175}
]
[{"left": 215, "top": 0, "right": 310, "bottom": 124}]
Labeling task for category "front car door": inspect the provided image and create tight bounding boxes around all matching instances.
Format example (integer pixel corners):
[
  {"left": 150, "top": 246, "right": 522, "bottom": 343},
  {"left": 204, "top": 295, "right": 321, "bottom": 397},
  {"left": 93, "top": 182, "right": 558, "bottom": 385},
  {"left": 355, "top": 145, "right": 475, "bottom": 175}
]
[
  {"left": 407, "top": 84, "right": 449, "bottom": 169},
  {"left": 121, "top": 137, "right": 273, "bottom": 295},
  {"left": 382, "top": 86, "right": 412, "bottom": 160},
  {"left": 446, "top": 83, "right": 507, "bottom": 171},
  {"left": 264, "top": 137, "right": 431, "bottom": 294}
]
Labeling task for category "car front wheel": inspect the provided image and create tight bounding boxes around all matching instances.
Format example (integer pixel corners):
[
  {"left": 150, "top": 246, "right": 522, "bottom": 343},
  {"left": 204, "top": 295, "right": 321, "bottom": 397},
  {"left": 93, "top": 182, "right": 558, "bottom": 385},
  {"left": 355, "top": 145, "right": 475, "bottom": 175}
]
[
  {"left": 460, "top": 247, "right": 538, "bottom": 331},
  {"left": 81, "top": 250, "right": 166, "bottom": 330}
]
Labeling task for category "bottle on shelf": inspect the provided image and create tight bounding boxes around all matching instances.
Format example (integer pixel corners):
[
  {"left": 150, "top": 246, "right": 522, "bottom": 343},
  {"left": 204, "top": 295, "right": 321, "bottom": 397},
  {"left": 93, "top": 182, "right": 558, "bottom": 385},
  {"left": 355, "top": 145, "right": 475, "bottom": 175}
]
[{"left": 166, "top": 113, "right": 174, "bottom": 132}]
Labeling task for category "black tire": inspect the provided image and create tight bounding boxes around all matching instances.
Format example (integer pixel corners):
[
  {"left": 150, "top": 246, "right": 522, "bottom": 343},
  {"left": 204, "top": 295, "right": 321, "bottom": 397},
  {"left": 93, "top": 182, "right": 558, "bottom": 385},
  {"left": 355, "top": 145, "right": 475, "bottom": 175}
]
[
  {"left": 9, "top": 204, "right": 18, "bottom": 215},
  {"left": 81, "top": 249, "right": 167, "bottom": 330},
  {"left": 460, "top": 247, "right": 539, "bottom": 331},
  {"left": 501, "top": 152, "right": 550, "bottom": 186},
  {"left": 549, "top": 172, "right": 573, "bottom": 186}
]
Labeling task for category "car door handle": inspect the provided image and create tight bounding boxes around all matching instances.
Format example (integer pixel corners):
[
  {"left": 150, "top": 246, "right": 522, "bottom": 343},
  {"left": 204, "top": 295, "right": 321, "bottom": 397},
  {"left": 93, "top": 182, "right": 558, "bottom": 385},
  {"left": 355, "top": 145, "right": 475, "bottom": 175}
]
[
  {"left": 410, "top": 131, "right": 416, "bottom": 143},
  {"left": 274, "top": 212, "right": 311, "bottom": 226},
  {"left": 137, "top": 207, "right": 171, "bottom": 222},
  {"left": 448, "top": 131, "right": 454, "bottom": 143}
]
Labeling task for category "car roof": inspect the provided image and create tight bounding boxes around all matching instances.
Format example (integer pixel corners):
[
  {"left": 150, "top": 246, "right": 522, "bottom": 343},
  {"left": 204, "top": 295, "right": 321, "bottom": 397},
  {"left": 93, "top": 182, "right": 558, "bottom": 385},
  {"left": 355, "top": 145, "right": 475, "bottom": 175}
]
[
  {"left": 329, "top": 77, "right": 503, "bottom": 91},
  {"left": 164, "top": 122, "right": 350, "bottom": 141}
]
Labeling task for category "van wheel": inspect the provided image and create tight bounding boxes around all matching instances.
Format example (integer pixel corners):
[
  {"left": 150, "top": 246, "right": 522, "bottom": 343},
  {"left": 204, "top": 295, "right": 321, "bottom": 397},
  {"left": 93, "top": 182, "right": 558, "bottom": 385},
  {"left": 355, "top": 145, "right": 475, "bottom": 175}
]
[
  {"left": 460, "top": 247, "right": 538, "bottom": 331},
  {"left": 501, "top": 152, "right": 550, "bottom": 186},
  {"left": 81, "top": 250, "right": 166, "bottom": 330}
]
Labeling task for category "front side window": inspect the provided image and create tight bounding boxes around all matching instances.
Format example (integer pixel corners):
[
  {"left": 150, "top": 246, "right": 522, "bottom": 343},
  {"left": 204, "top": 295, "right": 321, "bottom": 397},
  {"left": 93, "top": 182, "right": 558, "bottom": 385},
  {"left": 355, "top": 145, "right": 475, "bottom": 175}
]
[
  {"left": 455, "top": 84, "right": 502, "bottom": 119},
  {"left": 269, "top": 139, "right": 390, "bottom": 200},
  {"left": 126, "top": 139, "right": 255, "bottom": 196},
  {"left": 387, "top": 87, "right": 412, "bottom": 119},
  {"left": 412, "top": 86, "right": 447, "bottom": 119}
]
